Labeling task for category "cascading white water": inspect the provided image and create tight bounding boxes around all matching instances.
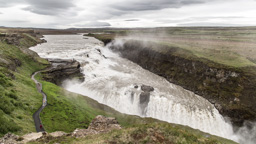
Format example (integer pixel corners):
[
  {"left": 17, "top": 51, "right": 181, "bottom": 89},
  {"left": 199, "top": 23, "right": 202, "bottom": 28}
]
[{"left": 30, "top": 34, "right": 255, "bottom": 143}]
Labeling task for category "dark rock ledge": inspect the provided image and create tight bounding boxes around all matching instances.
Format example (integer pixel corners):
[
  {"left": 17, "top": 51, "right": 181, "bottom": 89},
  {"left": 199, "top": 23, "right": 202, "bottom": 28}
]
[{"left": 42, "top": 59, "right": 84, "bottom": 85}]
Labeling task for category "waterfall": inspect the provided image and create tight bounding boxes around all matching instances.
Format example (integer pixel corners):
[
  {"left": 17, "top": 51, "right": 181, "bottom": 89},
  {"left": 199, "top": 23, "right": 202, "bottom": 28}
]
[{"left": 30, "top": 34, "right": 255, "bottom": 143}]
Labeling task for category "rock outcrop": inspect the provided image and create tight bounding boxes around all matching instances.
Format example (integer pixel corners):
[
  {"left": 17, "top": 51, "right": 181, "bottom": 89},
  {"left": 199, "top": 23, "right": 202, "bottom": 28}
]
[
  {"left": 72, "top": 115, "right": 121, "bottom": 138},
  {"left": 42, "top": 59, "right": 84, "bottom": 85}
]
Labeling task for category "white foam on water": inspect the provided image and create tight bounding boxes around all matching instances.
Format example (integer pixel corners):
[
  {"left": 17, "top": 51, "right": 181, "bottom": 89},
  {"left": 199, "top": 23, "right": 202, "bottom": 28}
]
[{"left": 30, "top": 34, "right": 256, "bottom": 143}]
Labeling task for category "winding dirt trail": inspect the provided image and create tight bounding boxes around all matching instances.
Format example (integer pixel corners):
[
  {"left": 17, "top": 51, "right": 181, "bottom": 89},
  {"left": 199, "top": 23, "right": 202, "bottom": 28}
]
[{"left": 31, "top": 71, "right": 47, "bottom": 132}]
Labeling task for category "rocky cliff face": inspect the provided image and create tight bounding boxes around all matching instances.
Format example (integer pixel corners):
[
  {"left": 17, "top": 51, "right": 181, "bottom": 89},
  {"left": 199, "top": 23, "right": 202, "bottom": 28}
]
[
  {"left": 42, "top": 59, "right": 84, "bottom": 85},
  {"left": 110, "top": 40, "right": 256, "bottom": 126},
  {"left": 0, "top": 32, "right": 46, "bottom": 46}
]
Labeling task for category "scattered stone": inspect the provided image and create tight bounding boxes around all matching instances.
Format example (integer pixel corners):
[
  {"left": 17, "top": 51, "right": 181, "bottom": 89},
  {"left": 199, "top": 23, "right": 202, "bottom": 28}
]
[
  {"left": 72, "top": 115, "right": 121, "bottom": 138},
  {"left": 89, "top": 115, "right": 121, "bottom": 132},
  {"left": 234, "top": 98, "right": 240, "bottom": 102},
  {"left": 230, "top": 72, "right": 239, "bottom": 77},
  {"left": 216, "top": 70, "right": 225, "bottom": 79},
  {"left": 72, "top": 128, "right": 97, "bottom": 138},
  {"left": 0, "top": 132, "right": 46, "bottom": 144},
  {"left": 21, "top": 132, "right": 44, "bottom": 143},
  {"left": 0, "top": 133, "right": 19, "bottom": 144},
  {"left": 49, "top": 131, "right": 67, "bottom": 137}
]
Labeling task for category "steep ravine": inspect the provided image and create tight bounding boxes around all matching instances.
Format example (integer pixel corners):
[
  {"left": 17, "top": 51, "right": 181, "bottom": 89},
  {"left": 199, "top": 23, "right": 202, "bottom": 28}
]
[
  {"left": 109, "top": 39, "right": 256, "bottom": 126},
  {"left": 30, "top": 34, "right": 256, "bottom": 143}
]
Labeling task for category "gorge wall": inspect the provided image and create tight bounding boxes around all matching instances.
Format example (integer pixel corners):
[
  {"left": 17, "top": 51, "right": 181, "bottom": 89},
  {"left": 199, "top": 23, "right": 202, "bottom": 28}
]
[{"left": 109, "top": 39, "right": 256, "bottom": 126}]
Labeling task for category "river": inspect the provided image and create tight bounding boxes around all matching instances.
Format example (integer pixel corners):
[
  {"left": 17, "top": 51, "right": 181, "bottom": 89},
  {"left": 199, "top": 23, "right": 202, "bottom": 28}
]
[{"left": 30, "top": 34, "right": 255, "bottom": 143}]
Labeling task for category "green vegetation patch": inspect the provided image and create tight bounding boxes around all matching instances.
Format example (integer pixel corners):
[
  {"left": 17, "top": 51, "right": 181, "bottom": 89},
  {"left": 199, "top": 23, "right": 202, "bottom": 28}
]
[
  {"left": 85, "top": 33, "right": 115, "bottom": 45},
  {"left": 160, "top": 42, "right": 255, "bottom": 68},
  {"left": 0, "top": 33, "right": 48, "bottom": 137}
]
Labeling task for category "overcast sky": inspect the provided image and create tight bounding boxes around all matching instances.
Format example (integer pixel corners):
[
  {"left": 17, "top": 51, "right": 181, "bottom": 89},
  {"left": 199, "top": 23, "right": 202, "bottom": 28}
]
[{"left": 0, "top": 0, "right": 256, "bottom": 28}]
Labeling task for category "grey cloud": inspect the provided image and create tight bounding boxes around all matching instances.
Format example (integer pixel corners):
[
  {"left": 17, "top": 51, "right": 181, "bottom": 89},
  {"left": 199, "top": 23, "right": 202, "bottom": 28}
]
[
  {"left": 112, "top": 0, "right": 207, "bottom": 11},
  {"left": 125, "top": 19, "right": 140, "bottom": 21},
  {"left": 0, "top": 0, "right": 25, "bottom": 8},
  {"left": 0, "top": 12, "right": 3, "bottom": 14},
  {"left": 0, "top": 0, "right": 76, "bottom": 16},
  {"left": 23, "top": 0, "right": 75, "bottom": 15},
  {"left": 158, "top": 16, "right": 245, "bottom": 23},
  {"left": 7, "top": 20, "right": 28, "bottom": 23},
  {"left": 191, "top": 16, "right": 245, "bottom": 20},
  {"left": 181, "top": 0, "right": 204, "bottom": 5},
  {"left": 75, "top": 21, "right": 111, "bottom": 27},
  {"left": 178, "top": 22, "right": 245, "bottom": 27}
]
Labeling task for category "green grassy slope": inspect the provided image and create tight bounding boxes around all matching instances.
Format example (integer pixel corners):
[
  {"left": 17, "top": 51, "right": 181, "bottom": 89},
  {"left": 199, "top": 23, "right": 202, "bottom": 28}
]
[
  {"left": 158, "top": 28, "right": 256, "bottom": 68},
  {"left": 0, "top": 34, "right": 48, "bottom": 136}
]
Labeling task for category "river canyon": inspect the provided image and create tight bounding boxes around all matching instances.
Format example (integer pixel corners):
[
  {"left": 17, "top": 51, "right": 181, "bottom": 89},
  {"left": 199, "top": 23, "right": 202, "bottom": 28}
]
[{"left": 30, "top": 34, "right": 256, "bottom": 144}]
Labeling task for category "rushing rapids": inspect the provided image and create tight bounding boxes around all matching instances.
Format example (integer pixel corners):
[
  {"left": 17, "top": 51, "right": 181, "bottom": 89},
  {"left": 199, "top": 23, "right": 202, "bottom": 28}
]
[{"left": 30, "top": 34, "right": 255, "bottom": 143}]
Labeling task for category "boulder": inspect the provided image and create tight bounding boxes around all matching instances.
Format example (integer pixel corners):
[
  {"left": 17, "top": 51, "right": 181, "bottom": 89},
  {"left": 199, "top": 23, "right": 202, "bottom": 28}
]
[
  {"left": 49, "top": 131, "right": 67, "bottom": 137},
  {"left": 141, "top": 85, "right": 154, "bottom": 92}
]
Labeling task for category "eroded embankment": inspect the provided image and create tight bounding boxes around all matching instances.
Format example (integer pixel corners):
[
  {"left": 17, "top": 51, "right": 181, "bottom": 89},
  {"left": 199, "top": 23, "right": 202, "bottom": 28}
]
[{"left": 109, "top": 39, "right": 256, "bottom": 126}]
